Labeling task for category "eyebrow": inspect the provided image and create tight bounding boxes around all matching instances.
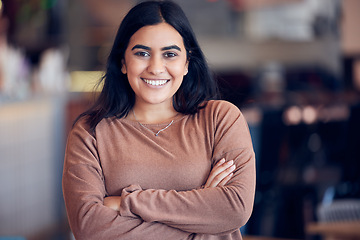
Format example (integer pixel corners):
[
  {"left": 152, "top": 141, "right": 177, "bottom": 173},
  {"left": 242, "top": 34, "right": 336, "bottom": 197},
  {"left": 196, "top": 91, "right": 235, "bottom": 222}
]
[
  {"left": 161, "top": 45, "right": 181, "bottom": 51},
  {"left": 131, "top": 44, "right": 181, "bottom": 51},
  {"left": 131, "top": 44, "right": 150, "bottom": 51}
]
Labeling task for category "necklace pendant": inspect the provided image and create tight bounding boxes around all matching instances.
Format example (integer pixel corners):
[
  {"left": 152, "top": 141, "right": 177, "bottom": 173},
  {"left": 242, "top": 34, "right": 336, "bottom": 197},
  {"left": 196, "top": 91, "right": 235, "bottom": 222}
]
[{"left": 132, "top": 109, "right": 174, "bottom": 137}]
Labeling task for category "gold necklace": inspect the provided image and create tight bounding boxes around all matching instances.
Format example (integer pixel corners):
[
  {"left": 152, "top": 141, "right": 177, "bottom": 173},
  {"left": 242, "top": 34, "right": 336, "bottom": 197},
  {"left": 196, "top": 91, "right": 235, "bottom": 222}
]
[{"left": 132, "top": 109, "right": 174, "bottom": 136}]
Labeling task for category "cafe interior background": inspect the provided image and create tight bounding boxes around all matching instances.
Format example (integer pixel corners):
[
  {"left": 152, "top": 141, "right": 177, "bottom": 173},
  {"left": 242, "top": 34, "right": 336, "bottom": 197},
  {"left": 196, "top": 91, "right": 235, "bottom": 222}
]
[{"left": 0, "top": 0, "right": 359, "bottom": 239}]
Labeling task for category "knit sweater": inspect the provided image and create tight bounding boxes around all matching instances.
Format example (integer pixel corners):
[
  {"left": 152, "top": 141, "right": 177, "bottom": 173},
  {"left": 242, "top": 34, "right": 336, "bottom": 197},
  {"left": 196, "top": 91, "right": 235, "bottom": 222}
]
[{"left": 62, "top": 100, "right": 256, "bottom": 240}]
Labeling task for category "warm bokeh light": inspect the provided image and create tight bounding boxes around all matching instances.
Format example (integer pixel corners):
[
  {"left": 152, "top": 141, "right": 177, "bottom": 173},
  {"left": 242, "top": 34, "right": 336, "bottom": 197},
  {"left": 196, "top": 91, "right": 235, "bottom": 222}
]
[
  {"left": 303, "top": 105, "right": 317, "bottom": 125},
  {"left": 283, "top": 106, "right": 302, "bottom": 125}
]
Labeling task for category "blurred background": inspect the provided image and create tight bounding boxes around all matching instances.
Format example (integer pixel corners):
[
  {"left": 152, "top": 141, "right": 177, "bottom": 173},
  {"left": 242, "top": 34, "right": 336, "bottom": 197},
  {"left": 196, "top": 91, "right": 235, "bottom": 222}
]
[{"left": 0, "top": 0, "right": 359, "bottom": 239}]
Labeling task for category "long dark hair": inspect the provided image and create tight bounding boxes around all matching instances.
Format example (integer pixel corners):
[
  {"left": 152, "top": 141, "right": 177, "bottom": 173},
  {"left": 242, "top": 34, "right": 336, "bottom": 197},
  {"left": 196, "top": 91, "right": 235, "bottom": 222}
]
[{"left": 79, "top": 0, "right": 218, "bottom": 131}]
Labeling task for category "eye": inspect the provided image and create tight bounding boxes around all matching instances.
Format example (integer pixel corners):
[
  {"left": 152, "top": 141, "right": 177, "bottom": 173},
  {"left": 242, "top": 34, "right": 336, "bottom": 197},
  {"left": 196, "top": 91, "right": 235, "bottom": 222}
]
[
  {"left": 135, "top": 51, "right": 150, "bottom": 57},
  {"left": 164, "top": 52, "right": 178, "bottom": 58}
]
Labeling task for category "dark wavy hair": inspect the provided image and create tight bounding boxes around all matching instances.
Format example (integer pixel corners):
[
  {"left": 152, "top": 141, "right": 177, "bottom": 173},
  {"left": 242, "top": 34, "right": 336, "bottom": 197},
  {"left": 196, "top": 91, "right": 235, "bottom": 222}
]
[{"left": 79, "top": 0, "right": 218, "bottom": 131}]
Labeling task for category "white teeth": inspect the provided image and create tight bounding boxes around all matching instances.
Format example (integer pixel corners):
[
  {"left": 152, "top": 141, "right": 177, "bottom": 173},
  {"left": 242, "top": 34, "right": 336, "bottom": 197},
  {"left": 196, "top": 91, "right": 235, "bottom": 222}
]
[{"left": 143, "top": 79, "right": 168, "bottom": 86}]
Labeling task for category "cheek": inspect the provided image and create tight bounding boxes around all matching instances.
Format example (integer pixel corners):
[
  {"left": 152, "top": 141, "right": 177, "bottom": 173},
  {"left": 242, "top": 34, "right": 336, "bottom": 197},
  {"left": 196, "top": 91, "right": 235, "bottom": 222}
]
[
  {"left": 167, "top": 61, "right": 188, "bottom": 77},
  {"left": 126, "top": 59, "right": 147, "bottom": 75}
]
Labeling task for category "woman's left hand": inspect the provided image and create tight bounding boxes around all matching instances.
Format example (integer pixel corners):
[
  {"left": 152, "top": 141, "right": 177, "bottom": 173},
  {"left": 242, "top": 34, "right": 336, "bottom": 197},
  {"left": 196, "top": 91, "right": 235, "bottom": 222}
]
[
  {"left": 203, "top": 158, "right": 236, "bottom": 188},
  {"left": 103, "top": 196, "right": 122, "bottom": 211}
]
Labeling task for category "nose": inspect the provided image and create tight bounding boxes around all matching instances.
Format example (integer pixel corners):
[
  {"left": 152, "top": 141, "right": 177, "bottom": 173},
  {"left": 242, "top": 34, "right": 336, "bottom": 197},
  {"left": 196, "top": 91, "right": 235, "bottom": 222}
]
[{"left": 147, "top": 55, "right": 165, "bottom": 75}]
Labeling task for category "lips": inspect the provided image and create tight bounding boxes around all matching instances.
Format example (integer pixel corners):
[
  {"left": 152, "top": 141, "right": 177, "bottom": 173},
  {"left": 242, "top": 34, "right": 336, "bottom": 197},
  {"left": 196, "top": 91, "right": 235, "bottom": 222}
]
[{"left": 142, "top": 78, "right": 169, "bottom": 86}]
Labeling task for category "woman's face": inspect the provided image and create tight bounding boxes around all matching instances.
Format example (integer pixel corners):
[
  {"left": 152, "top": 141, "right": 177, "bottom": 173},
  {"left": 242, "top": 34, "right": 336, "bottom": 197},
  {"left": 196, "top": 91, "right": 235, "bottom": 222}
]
[{"left": 122, "top": 22, "right": 188, "bottom": 107}]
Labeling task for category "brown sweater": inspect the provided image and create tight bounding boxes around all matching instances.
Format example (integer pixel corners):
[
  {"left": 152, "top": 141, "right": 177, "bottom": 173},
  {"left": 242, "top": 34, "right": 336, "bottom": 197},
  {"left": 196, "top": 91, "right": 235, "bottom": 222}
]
[{"left": 62, "top": 100, "right": 256, "bottom": 240}]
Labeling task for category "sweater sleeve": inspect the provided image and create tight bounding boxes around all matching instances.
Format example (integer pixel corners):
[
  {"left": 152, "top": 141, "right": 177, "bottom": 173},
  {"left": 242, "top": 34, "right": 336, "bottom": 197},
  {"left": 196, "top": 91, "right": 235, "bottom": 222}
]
[
  {"left": 119, "top": 101, "right": 256, "bottom": 235},
  {"left": 62, "top": 119, "right": 193, "bottom": 240}
]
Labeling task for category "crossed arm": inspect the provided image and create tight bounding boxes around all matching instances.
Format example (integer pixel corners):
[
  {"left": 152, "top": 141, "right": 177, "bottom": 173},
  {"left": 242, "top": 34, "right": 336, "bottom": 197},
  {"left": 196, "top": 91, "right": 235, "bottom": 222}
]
[{"left": 104, "top": 158, "right": 236, "bottom": 211}]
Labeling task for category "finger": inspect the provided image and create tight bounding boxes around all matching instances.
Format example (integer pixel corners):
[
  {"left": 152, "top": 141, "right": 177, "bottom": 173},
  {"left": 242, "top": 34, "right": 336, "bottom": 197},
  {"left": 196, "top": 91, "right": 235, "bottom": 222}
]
[
  {"left": 204, "top": 158, "right": 225, "bottom": 187},
  {"left": 213, "top": 158, "right": 225, "bottom": 170},
  {"left": 208, "top": 164, "right": 236, "bottom": 187},
  {"left": 210, "top": 159, "right": 231, "bottom": 177},
  {"left": 205, "top": 160, "right": 234, "bottom": 187},
  {"left": 204, "top": 159, "right": 229, "bottom": 188},
  {"left": 205, "top": 162, "right": 236, "bottom": 188},
  {"left": 217, "top": 173, "right": 233, "bottom": 187}
]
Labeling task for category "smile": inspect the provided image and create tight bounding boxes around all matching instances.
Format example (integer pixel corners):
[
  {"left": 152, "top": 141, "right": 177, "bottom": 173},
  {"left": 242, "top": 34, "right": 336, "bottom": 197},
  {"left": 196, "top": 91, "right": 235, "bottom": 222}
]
[{"left": 142, "top": 78, "right": 169, "bottom": 86}]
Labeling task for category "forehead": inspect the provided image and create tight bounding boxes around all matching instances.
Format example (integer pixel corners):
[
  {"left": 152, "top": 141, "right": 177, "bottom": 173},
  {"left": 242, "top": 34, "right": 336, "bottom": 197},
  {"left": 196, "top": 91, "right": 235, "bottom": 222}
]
[{"left": 128, "top": 22, "right": 185, "bottom": 49}]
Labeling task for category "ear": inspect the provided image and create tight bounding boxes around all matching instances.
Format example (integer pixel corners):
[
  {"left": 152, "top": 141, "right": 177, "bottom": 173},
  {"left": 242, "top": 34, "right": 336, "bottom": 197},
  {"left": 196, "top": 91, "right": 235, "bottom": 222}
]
[
  {"left": 183, "top": 61, "right": 189, "bottom": 76},
  {"left": 121, "top": 60, "right": 127, "bottom": 74}
]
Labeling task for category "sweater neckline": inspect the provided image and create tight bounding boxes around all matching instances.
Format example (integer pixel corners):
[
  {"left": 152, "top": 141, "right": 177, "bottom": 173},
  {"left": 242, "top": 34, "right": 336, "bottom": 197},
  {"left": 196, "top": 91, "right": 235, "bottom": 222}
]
[{"left": 115, "top": 113, "right": 188, "bottom": 127}]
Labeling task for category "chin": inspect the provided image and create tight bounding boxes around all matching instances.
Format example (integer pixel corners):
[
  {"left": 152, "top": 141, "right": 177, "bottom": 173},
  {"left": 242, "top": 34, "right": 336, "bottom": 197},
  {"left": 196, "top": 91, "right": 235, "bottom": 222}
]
[{"left": 143, "top": 97, "right": 171, "bottom": 105}]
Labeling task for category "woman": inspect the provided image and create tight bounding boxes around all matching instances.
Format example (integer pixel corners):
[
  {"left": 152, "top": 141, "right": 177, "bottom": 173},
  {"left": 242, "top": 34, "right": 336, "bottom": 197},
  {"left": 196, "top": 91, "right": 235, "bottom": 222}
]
[{"left": 62, "top": 1, "right": 256, "bottom": 239}]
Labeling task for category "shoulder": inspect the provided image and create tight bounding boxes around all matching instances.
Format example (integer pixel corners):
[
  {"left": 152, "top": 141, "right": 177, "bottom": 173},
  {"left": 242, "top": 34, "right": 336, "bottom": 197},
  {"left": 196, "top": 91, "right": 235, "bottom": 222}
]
[
  {"left": 198, "top": 100, "right": 251, "bottom": 136},
  {"left": 205, "top": 100, "right": 240, "bottom": 110},
  {"left": 72, "top": 116, "right": 92, "bottom": 133},
  {"left": 71, "top": 115, "right": 117, "bottom": 135},
  {"left": 69, "top": 116, "right": 97, "bottom": 143},
  {"left": 202, "top": 101, "right": 253, "bottom": 150},
  {"left": 202, "top": 100, "right": 242, "bottom": 119}
]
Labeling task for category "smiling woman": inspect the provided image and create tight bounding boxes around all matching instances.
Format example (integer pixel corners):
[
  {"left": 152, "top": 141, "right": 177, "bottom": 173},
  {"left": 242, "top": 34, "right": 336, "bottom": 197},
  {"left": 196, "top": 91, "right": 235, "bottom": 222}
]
[
  {"left": 121, "top": 23, "right": 189, "bottom": 118},
  {"left": 62, "top": 1, "right": 256, "bottom": 240}
]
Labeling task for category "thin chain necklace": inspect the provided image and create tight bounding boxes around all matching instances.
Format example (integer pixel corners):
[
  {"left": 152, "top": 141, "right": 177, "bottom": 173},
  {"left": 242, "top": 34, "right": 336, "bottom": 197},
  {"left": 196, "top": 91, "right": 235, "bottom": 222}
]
[{"left": 132, "top": 109, "right": 174, "bottom": 136}]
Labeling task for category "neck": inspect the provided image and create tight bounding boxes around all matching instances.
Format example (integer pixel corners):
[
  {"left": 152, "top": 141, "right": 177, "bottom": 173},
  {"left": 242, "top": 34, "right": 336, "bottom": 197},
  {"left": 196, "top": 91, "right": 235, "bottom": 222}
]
[{"left": 131, "top": 103, "right": 178, "bottom": 124}]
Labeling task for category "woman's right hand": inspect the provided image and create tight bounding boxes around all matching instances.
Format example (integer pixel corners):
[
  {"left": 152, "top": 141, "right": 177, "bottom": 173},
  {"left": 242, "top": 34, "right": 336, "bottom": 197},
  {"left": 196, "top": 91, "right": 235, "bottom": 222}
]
[{"left": 203, "top": 158, "right": 236, "bottom": 188}]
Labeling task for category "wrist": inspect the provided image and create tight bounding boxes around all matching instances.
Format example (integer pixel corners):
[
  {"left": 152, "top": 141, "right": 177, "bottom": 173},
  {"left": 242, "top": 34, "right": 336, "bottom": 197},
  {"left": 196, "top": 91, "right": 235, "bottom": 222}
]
[{"left": 104, "top": 196, "right": 121, "bottom": 211}]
